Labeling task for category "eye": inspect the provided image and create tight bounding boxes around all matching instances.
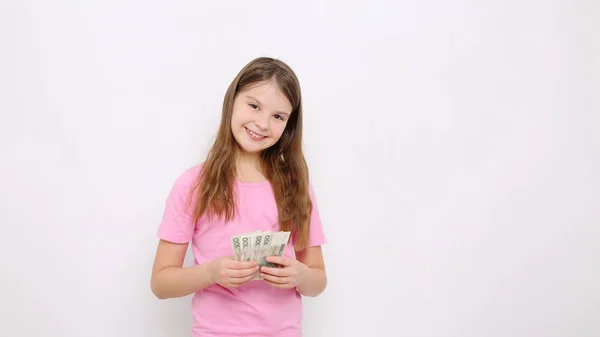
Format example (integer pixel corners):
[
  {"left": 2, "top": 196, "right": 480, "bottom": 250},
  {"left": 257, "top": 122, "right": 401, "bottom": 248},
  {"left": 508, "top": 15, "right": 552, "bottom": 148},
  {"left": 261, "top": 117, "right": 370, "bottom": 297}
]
[
  {"left": 274, "top": 114, "right": 285, "bottom": 121},
  {"left": 249, "top": 103, "right": 259, "bottom": 110}
]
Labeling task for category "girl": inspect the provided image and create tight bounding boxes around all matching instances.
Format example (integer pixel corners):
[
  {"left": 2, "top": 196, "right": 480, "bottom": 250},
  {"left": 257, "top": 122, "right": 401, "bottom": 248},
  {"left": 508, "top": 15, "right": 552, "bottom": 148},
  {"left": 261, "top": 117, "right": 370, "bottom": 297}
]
[{"left": 150, "top": 57, "right": 327, "bottom": 337}]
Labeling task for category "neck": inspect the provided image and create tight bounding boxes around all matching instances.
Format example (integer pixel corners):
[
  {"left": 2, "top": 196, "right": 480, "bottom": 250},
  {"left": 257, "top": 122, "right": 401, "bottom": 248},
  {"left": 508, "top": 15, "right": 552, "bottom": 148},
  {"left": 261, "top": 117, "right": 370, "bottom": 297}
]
[
  {"left": 234, "top": 150, "right": 268, "bottom": 183},
  {"left": 235, "top": 148, "right": 262, "bottom": 173}
]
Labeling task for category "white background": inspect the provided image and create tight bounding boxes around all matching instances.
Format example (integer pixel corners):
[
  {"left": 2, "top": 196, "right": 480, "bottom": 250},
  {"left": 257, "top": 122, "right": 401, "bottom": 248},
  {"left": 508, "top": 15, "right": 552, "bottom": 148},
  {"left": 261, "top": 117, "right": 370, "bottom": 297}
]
[{"left": 1, "top": 1, "right": 599, "bottom": 336}]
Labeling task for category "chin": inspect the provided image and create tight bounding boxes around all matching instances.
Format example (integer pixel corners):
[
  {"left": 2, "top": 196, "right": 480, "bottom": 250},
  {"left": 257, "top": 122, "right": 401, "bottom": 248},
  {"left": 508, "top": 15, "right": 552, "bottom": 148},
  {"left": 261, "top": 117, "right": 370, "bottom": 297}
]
[{"left": 236, "top": 142, "right": 263, "bottom": 154}]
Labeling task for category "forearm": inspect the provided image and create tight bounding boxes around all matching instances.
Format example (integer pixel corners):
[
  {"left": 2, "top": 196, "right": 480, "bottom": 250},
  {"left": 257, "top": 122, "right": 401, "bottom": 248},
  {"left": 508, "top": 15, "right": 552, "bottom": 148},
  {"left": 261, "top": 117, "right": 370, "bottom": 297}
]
[
  {"left": 297, "top": 267, "right": 327, "bottom": 297},
  {"left": 151, "top": 263, "right": 214, "bottom": 299}
]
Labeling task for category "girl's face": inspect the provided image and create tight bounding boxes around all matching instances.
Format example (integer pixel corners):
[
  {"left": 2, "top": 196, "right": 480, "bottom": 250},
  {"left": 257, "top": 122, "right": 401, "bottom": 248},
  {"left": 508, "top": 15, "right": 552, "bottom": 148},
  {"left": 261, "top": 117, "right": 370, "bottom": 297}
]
[{"left": 231, "top": 80, "right": 292, "bottom": 157}]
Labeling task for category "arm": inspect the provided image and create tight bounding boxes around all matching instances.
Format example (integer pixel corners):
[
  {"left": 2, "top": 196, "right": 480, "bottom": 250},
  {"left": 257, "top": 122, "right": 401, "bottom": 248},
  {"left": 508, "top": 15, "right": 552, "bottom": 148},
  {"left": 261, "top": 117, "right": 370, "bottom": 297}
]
[
  {"left": 151, "top": 239, "right": 259, "bottom": 299},
  {"left": 295, "top": 246, "right": 327, "bottom": 297},
  {"left": 150, "top": 239, "right": 214, "bottom": 299},
  {"left": 260, "top": 246, "right": 327, "bottom": 297}
]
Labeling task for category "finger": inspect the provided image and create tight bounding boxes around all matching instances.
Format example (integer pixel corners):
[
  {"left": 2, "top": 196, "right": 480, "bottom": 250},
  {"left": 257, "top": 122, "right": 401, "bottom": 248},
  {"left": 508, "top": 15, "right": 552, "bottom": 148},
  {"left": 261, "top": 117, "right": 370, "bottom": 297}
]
[
  {"left": 260, "top": 266, "right": 288, "bottom": 277},
  {"left": 225, "top": 260, "right": 257, "bottom": 270},
  {"left": 263, "top": 278, "right": 294, "bottom": 289},
  {"left": 226, "top": 265, "right": 259, "bottom": 278},
  {"left": 230, "top": 272, "right": 257, "bottom": 285},
  {"left": 234, "top": 260, "right": 258, "bottom": 269},
  {"left": 264, "top": 256, "right": 292, "bottom": 266},
  {"left": 260, "top": 272, "right": 290, "bottom": 285}
]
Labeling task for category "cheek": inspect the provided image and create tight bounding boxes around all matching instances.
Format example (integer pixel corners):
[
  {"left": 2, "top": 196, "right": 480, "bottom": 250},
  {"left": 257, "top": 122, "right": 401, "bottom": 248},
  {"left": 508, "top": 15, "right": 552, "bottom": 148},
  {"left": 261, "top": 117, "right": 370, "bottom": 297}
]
[
  {"left": 230, "top": 110, "right": 244, "bottom": 128},
  {"left": 233, "top": 108, "right": 253, "bottom": 125},
  {"left": 272, "top": 124, "right": 287, "bottom": 140}
]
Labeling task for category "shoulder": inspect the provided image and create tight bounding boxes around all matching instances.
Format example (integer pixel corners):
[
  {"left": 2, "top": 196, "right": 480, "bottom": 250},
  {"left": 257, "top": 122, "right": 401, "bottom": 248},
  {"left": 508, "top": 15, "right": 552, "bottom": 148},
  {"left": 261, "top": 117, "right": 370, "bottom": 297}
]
[
  {"left": 170, "top": 162, "right": 204, "bottom": 191},
  {"left": 307, "top": 181, "right": 318, "bottom": 197}
]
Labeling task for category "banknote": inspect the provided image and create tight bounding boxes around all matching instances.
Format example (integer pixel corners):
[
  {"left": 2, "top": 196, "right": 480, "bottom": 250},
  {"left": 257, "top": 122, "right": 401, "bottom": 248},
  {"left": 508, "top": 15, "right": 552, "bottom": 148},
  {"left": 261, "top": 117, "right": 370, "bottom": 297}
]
[
  {"left": 264, "top": 231, "right": 291, "bottom": 268},
  {"left": 230, "top": 230, "right": 291, "bottom": 280},
  {"left": 255, "top": 232, "right": 274, "bottom": 266},
  {"left": 252, "top": 232, "right": 274, "bottom": 280},
  {"left": 230, "top": 235, "right": 241, "bottom": 260},
  {"left": 231, "top": 230, "right": 261, "bottom": 261},
  {"left": 240, "top": 234, "right": 252, "bottom": 261}
]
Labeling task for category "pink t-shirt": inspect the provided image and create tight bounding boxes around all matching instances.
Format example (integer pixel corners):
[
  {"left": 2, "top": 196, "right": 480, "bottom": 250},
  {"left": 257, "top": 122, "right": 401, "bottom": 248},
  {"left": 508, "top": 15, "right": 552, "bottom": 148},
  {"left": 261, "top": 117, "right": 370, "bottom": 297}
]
[{"left": 156, "top": 164, "right": 327, "bottom": 337}]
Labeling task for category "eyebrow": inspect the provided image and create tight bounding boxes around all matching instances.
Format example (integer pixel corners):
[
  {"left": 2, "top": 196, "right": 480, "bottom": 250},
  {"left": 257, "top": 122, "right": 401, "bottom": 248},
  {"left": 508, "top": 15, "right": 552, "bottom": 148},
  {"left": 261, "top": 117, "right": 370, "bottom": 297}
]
[{"left": 246, "top": 95, "right": 291, "bottom": 117}]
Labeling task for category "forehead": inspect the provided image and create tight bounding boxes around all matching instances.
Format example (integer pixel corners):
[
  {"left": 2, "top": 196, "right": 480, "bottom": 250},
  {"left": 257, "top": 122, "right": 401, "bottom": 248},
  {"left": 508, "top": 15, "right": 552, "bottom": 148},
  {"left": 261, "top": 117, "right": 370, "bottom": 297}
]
[{"left": 240, "top": 81, "right": 292, "bottom": 113}]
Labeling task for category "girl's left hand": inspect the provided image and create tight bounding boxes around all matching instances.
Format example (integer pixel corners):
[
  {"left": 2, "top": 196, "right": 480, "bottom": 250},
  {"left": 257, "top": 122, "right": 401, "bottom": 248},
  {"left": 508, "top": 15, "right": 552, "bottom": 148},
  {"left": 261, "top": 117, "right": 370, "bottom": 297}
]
[{"left": 260, "top": 256, "right": 309, "bottom": 289}]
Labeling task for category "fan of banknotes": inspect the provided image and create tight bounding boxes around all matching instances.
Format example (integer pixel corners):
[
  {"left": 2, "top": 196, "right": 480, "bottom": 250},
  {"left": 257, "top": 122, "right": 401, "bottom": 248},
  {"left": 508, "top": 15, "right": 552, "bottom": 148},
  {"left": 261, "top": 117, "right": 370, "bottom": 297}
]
[{"left": 230, "top": 230, "right": 291, "bottom": 280}]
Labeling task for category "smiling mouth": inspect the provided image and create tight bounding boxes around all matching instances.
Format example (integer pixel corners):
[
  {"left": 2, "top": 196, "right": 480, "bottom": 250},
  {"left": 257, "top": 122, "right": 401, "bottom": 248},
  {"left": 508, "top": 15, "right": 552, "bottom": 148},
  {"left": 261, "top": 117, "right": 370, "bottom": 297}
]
[{"left": 245, "top": 127, "right": 266, "bottom": 140}]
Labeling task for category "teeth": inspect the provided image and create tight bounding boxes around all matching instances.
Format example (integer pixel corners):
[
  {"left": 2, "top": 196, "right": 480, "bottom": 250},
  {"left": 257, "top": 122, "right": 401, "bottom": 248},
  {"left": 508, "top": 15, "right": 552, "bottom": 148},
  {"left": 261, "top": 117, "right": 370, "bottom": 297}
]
[{"left": 248, "top": 128, "right": 264, "bottom": 138}]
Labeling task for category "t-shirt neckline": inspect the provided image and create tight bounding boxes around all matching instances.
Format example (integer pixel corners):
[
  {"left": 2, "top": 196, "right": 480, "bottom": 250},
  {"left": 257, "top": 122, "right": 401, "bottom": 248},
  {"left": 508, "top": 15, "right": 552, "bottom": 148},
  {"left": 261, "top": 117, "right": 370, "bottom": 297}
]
[{"left": 234, "top": 179, "right": 271, "bottom": 187}]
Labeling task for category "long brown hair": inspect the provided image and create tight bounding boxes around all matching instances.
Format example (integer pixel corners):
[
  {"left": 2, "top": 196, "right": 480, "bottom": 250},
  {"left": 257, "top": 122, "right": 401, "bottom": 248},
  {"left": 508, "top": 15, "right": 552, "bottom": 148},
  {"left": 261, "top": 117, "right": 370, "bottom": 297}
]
[{"left": 189, "top": 57, "right": 312, "bottom": 251}]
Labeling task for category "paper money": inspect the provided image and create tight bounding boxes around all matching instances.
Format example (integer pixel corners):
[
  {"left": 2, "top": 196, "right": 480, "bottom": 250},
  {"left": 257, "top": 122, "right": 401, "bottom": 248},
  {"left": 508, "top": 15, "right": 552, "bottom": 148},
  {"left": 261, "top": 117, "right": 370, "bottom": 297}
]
[
  {"left": 252, "top": 232, "right": 274, "bottom": 280},
  {"left": 230, "top": 235, "right": 241, "bottom": 260},
  {"left": 240, "top": 234, "right": 252, "bottom": 261},
  {"left": 264, "top": 231, "right": 291, "bottom": 268},
  {"left": 255, "top": 232, "right": 273, "bottom": 266},
  {"left": 230, "top": 230, "right": 291, "bottom": 280},
  {"left": 231, "top": 230, "right": 261, "bottom": 261}
]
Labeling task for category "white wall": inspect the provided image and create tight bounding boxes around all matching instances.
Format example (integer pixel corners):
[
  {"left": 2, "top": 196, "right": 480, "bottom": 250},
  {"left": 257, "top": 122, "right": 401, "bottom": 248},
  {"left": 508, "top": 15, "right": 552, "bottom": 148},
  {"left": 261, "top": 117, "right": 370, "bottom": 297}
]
[{"left": 1, "top": 1, "right": 599, "bottom": 336}]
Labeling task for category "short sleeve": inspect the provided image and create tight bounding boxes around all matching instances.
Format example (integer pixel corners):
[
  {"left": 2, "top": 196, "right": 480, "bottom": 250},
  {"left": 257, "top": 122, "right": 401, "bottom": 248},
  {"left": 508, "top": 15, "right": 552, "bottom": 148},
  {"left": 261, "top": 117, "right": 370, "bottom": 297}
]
[
  {"left": 156, "top": 167, "right": 199, "bottom": 244},
  {"left": 307, "top": 183, "right": 327, "bottom": 247}
]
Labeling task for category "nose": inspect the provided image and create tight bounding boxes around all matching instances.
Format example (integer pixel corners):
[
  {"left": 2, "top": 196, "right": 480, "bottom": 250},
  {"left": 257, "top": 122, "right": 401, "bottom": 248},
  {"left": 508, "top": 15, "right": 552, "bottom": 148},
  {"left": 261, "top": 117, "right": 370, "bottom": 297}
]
[{"left": 254, "top": 111, "right": 270, "bottom": 131}]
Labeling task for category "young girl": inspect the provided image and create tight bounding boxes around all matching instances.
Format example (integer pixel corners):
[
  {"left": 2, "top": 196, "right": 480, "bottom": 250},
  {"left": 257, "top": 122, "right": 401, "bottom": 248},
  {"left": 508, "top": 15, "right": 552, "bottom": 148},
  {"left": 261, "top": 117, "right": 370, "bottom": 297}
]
[{"left": 151, "top": 57, "right": 327, "bottom": 337}]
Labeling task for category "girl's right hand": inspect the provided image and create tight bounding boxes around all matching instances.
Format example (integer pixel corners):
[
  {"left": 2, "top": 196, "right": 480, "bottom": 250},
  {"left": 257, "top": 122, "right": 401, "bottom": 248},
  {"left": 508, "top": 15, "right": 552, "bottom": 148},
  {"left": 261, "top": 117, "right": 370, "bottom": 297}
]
[{"left": 208, "top": 257, "right": 259, "bottom": 288}]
